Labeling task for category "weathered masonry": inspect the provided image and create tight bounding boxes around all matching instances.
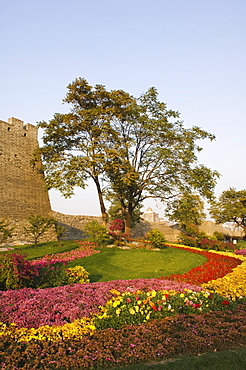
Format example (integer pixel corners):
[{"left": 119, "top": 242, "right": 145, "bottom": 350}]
[{"left": 0, "top": 117, "right": 52, "bottom": 220}]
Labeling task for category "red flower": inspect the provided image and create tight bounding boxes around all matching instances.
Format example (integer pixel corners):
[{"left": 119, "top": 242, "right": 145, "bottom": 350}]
[{"left": 222, "top": 300, "right": 230, "bottom": 305}]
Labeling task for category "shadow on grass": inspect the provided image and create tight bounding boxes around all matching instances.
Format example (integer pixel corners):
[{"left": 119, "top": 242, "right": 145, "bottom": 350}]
[{"left": 110, "top": 348, "right": 246, "bottom": 370}]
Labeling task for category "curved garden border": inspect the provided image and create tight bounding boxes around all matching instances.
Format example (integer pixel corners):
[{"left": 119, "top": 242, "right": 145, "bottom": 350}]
[{"left": 0, "top": 243, "right": 245, "bottom": 369}]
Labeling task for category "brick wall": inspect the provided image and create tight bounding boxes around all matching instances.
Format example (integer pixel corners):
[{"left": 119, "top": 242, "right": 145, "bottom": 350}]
[{"left": 0, "top": 118, "right": 52, "bottom": 219}]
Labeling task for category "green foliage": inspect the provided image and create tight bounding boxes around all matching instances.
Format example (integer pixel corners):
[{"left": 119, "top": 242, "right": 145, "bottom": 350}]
[
  {"left": 199, "top": 238, "right": 235, "bottom": 252},
  {"left": 212, "top": 231, "right": 225, "bottom": 241},
  {"left": 0, "top": 253, "right": 37, "bottom": 290},
  {"left": 184, "top": 224, "right": 207, "bottom": 239},
  {"left": 38, "top": 78, "right": 219, "bottom": 233},
  {"left": 209, "top": 187, "right": 246, "bottom": 235},
  {"left": 179, "top": 224, "right": 235, "bottom": 252},
  {"left": 107, "top": 199, "right": 143, "bottom": 229},
  {"left": 94, "top": 290, "right": 238, "bottom": 330},
  {"left": 53, "top": 221, "right": 65, "bottom": 244},
  {"left": 33, "top": 261, "right": 68, "bottom": 289},
  {"left": 0, "top": 253, "right": 68, "bottom": 290},
  {"left": 179, "top": 234, "right": 199, "bottom": 248},
  {"left": 24, "top": 214, "right": 56, "bottom": 247},
  {"left": 83, "top": 220, "right": 111, "bottom": 246},
  {"left": 165, "top": 192, "right": 206, "bottom": 228},
  {"left": 65, "top": 265, "right": 90, "bottom": 284},
  {"left": 0, "top": 219, "right": 15, "bottom": 245},
  {"left": 145, "top": 229, "right": 166, "bottom": 248}
]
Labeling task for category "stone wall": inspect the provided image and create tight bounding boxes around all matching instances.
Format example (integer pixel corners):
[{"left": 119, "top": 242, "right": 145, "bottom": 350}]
[
  {"left": 52, "top": 211, "right": 103, "bottom": 240},
  {"left": 52, "top": 213, "right": 242, "bottom": 242},
  {"left": 0, "top": 118, "right": 52, "bottom": 220}
]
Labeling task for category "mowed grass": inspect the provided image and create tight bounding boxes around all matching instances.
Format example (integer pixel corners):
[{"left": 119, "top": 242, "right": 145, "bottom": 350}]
[
  {"left": 1, "top": 241, "right": 206, "bottom": 282},
  {"left": 0, "top": 240, "right": 79, "bottom": 259},
  {"left": 67, "top": 246, "right": 206, "bottom": 282}
]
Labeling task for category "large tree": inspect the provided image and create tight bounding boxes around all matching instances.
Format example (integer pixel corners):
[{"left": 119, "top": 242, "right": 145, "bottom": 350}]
[
  {"left": 37, "top": 78, "right": 136, "bottom": 225},
  {"left": 164, "top": 192, "right": 206, "bottom": 229},
  {"left": 209, "top": 188, "right": 246, "bottom": 235},
  {"left": 38, "top": 78, "right": 219, "bottom": 234},
  {"left": 104, "top": 87, "right": 219, "bottom": 233}
]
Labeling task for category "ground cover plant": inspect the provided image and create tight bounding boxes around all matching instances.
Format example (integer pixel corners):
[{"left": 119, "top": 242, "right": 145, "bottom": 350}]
[{"left": 0, "top": 241, "right": 245, "bottom": 369}]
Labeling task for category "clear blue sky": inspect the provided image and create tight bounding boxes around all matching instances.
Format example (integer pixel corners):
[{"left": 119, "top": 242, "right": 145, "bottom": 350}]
[{"left": 1, "top": 0, "right": 245, "bottom": 217}]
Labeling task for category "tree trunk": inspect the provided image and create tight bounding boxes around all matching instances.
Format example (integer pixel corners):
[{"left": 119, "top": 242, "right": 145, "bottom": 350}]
[
  {"left": 124, "top": 211, "right": 132, "bottom": 236},
  {"left": 93, "top": 176, "right": 108, "bottom": 226}
]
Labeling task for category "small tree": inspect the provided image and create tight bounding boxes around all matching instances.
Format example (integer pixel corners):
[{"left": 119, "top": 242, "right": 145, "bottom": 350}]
[
  {"left": 165, "top": 192, "right": 206, "bottom": 229},
  {"left": 145, "top": 229, "right": 166, "bottom": 248},
  {"left": 83, "top": 220, "right": 111, "bottom": 246},
  {"left": 24, "top": 215, "right": 56, "bottom": 247},
  {"left": 0, "top": 219, "right": 15, "bottom": 245},
  {"left": 209, "top": 188, "right": 246, "bottom": 236},
  {"left": 53, "top": 221, "right": 66, "bottom": 246}
]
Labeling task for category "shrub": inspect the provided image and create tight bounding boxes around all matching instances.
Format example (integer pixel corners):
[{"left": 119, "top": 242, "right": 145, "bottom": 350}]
[
  {"left": 179, "top": 234, "right": 199, "bottom": 248},
  {"left": 145, "top": 229, "right": 166, "bottom": 249},
  {"left": 53, "top": 221, "right": 66, "bottom": 245},
  {"left": 0, "top": 253, "right": 38, "bottom": 290},
  {"left": 24, "top": 214, "right": 56, "bottom": 247},
  {"left": 199, "top": 238, "right": 235, "bottom": 252},
  {"left": 84, "top": 221, "right": 111, "bottom": 246},
  {"left": 0, "top": 219, "right": 15, "bottom": 245},
  {"left": 107, "top": 219, "right": 128, "bottom": 244},
  {"left": 212, "top": 231, "right": 225, "bottom": 241},
  {"left": 65, "top": 266, "right": 90, "bottom": 284},
  {"left": 0, "top": 253, "right": 69, "bottom": 290},
  {"left": 32, "top": 260, "right": 68, "bottom": 289}
]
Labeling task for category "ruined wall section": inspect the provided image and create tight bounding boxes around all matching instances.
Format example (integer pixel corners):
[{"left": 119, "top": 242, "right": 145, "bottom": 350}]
[{"left": 0, "top": 117, "right": 52, "bottom": 220}]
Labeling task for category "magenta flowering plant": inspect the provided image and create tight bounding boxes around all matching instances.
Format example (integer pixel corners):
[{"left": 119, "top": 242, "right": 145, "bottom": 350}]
[
  {"left": 235, "top": 249, "right": 246, "bottom": 255},
  {"left": 0, "top": 253, "right": 38, "bottom": 290},
  {"left": 108, "top": 219, "right": 129, "bottom": 243},
  {"left": 30, "top": 241, "right": 100, "bottom": 266},
  {"left": 0, "top": 279, "right": 203, "bottom": 328}
]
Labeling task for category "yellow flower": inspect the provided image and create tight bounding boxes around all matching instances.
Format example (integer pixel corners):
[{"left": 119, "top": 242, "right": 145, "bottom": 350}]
[
  {"left": 129, "top": 308, "right": 135, "bottom": 315},
  {"left": 116, "top": 308, "right": 121, "bottom": 316}
]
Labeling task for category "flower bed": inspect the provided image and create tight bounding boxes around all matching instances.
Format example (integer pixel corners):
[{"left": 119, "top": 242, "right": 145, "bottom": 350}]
[
  {"left": 161, "top": 243, "right": 242, "bottom": 285},
  {"left": 0, "top": 279, "right": 203, "bottom": 328},
  {"left": 30, "top": 241, "right": 100, "bottom": 266},
  {"left": 0, "top": 243, "right": 245, "bottom": 369},
  {"left": 0, "top": 307, "right": 245, "bottom": 369}
]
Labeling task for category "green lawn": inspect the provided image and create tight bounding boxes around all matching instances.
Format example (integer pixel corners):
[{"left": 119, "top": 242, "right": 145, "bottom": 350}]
[
  {"left": 0, "top": 240, "right": 79, "bottom": 259},
  {"left": 238, "top": 240, "right": 246, "bottom": 249},
  {"left": 1, "top": 241, "right": 206, "bottom": 282},
  {"left": 67, "top": 246, "right": 206, "bottom": 282}
]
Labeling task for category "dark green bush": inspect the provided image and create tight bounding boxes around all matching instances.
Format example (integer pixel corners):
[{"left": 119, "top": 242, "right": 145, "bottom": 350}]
[
  {"left": 145, "top": 229, "right": 166, "bottom": 248},
  {"left": 83, "top": 220, "right": 111, "bottom": 246}
]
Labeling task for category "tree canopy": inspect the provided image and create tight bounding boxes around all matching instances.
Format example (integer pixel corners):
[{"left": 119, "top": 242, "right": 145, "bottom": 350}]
[
  {"left": 38, "top": 77, "right": 219, "bottom": 233},
  {"left": 209, "top": 188, "right": 246, "bottom": 235},
  {"left": 164, "top": 192, "right": 206, "bottom": 229}
]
